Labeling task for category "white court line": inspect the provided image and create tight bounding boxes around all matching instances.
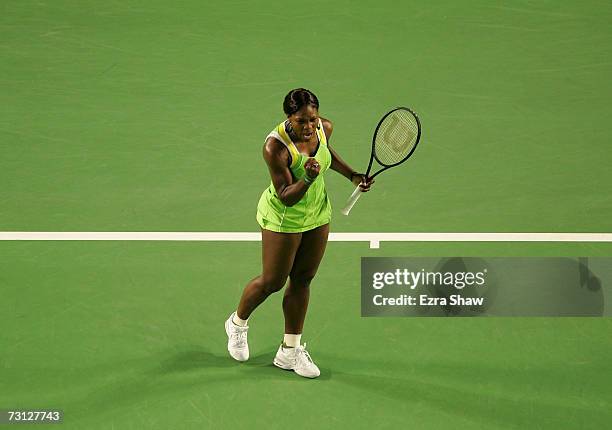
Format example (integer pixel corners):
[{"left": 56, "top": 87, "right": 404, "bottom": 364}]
[{"left": 1, "top": 232, "right": 612, "bottom": 249}]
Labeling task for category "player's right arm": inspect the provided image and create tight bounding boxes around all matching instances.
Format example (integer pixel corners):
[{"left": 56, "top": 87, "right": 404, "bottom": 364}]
[{"left": 263, "top": 137, "right": 319, "bottom": 207}]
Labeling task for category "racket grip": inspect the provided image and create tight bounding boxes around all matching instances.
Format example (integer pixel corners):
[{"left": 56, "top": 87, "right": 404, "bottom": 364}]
[{"left": 341, "top": 186, "right": 363, "bottom": 216}]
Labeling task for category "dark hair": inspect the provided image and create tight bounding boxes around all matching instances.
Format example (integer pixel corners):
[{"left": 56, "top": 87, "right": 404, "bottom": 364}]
[{"left": 283, "top": 88, "right": 319, "bottom": 116}]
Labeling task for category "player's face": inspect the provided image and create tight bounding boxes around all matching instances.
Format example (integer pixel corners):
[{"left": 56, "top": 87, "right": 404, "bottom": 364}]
[{"left": 288, "top": 105, "right": 319, "bottom": 141}]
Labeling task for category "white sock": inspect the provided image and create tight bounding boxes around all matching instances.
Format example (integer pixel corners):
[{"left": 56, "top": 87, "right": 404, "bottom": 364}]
[
  {"left": 232, "top": 312, "right": 248, "bottom": 327},
  {"left": 283, "top": 334, "right": 301, "bottom": 348}
]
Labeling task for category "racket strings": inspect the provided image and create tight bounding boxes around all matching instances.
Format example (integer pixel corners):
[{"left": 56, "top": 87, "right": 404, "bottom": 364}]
[{"left": 374, "top": 109, "right": 419, "bottom": 166}]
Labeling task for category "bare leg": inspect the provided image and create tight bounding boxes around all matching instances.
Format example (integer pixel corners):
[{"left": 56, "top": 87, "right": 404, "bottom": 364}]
[
  {"left": 283, "top": 224, "right": 330, "bottom": 334},
  {"left": 236, "top": 229, "right": 302, "bottom": 320}
]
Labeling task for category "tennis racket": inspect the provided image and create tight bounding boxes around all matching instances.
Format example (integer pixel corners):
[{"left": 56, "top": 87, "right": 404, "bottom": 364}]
[{"left": 341, "top": 107, "right": 422, "bottom": 215}]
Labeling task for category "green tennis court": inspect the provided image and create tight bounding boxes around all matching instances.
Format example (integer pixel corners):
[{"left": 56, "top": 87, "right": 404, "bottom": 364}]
[{"left": 2, "top": 0, "right": 611, "bottom": 428}]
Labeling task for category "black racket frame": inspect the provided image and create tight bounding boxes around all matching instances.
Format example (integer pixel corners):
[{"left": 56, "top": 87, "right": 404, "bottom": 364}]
[{"left": 364, "top": 107, "right": 422, "bottom": 179}]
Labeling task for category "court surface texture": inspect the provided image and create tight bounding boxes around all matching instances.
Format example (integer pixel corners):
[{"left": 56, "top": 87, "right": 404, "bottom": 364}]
[{"left": 2, "top": 1, "right": 611, "bottom": 429}]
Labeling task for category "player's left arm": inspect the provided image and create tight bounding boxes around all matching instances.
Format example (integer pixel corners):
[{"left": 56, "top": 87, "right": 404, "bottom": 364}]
[{"left": 321, "top": 117, "right": 374, "bottom": 191}]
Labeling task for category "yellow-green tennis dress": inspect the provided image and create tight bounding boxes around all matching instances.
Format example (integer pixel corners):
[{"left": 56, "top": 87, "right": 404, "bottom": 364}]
[{"left": 256, "top": 119, "right": 332, "bottom": 233}]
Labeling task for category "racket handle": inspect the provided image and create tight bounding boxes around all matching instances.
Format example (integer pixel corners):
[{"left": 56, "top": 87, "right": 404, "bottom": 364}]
[{"left": 341, "top": 186, "right": 363, "bottom": 216}]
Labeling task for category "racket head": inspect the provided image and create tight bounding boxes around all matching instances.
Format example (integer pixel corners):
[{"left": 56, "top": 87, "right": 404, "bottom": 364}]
[{"left": 366, "top": 107, "right": 421, "bottom": 177}]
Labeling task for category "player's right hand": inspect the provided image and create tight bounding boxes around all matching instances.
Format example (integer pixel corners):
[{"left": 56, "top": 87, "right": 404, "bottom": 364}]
[{"left": 304, "top": 158, "right": 320, "bottom": 180}]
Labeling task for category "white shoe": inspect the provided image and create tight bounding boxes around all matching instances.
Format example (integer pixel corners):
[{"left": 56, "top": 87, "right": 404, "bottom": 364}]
[
  {"left": 273, "top": 343, "right": 320, "bottom": 378},
  {"left": 225, "top": 312, "right": 249, "bottom": 362}
]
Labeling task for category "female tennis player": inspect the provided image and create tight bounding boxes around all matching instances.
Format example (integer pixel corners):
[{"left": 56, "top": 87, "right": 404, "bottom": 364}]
[{"left": 225, "top": 88, "right": 374, "bottom": 378}]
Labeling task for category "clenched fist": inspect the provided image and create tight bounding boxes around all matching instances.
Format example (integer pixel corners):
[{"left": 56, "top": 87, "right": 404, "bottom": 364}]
[{"left": 304, "top": 158, "right": 320, "bottom": 181}]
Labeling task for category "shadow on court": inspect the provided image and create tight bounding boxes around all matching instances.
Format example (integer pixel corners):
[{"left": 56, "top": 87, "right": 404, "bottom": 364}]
[
  {"left": 153, "top": 347, "right": 332, "bottom": 380},
  {"left": 44, "top": 345, "right": 329, "bottom": 425},
  {"left": 153, "top": 348, "right": 238, "bottom": 373}
]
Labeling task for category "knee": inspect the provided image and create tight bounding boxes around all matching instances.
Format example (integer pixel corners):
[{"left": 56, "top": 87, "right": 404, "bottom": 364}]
[
  {"left": 289, "top": 272, "right": 316, "bottom": 288},
  {"left": 260, "top": 275, "right": 286, "bottom": 295}
]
